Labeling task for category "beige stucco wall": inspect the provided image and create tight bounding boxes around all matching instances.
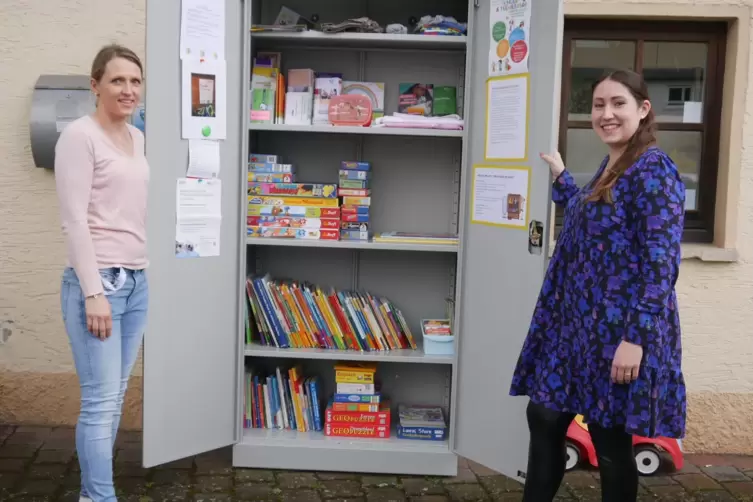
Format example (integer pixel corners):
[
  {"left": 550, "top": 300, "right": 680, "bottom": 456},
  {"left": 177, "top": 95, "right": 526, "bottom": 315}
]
[{"left": 0, "top": 0, "right": 751, "bottom": 454}]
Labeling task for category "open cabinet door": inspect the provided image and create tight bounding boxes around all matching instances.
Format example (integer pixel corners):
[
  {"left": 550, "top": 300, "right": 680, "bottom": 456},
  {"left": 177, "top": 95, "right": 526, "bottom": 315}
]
[
  {"left": 142, "top": 0, "right": 246, "bottom": 467},
  {"left": 453, "top": 0, "right": 564, "bottom": 481}
]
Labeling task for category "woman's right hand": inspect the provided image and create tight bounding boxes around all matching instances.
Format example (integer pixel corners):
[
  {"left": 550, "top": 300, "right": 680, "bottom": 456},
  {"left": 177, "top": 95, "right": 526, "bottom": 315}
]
[
  {"left": 85, "top": 295, "right": 112, "bottom": 340},
  {"left": 540, "top": 151, "right": 566, "bottom": 178}
]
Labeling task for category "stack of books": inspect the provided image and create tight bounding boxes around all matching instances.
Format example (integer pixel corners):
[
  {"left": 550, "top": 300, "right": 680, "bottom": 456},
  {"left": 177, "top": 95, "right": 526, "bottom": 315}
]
[
  {"left": 324, "top": 363, "right": 390, "bottom": 438},
  {"left": 338, "top": 161, "right": 371, "bottom": 241},
  {"left": 247, "top": 153, "right": 342, "bottom": 241},
  {"left": 372, "top": 232, "right": 458, "bottom": 246},
  {"left": 396, "top": 404, "right": 447, "bottom": 441},
  {"left": 243, "top": 365, "right": 323, "bottom": 432}
]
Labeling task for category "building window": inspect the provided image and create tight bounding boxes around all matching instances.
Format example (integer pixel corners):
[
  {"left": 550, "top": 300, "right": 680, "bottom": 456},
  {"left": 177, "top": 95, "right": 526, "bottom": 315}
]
[{"left": 557, "top": 20, "right": 727, "bottom": 243}]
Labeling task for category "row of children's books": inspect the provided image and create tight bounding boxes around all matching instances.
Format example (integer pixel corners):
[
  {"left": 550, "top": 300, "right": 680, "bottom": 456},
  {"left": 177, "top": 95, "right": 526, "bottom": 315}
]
[
  {"left": 244, "top": 274, "right": 418, "bottom": 351},
  {"left": 244, "top": 365, "right": 323, "bottom": 431}
]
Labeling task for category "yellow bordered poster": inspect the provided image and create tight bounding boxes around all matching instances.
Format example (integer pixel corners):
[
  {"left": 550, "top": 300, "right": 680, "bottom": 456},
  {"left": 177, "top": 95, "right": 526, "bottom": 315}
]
[
  {"left": 470, "top": 164, "right": 531, "bottom": 230},
  {"left": 484, "top": 73, "right": 530, "bottom": 162}
]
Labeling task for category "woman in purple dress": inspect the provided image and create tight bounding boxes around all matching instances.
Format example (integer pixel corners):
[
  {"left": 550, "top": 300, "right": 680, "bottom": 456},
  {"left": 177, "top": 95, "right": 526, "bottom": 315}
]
[{"left": 509, "top": 69, "right": 686, "bottom": 502}]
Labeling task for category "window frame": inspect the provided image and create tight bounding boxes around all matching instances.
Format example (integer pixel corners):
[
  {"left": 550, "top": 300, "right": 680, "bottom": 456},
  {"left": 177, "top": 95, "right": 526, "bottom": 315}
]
[{"left": 557, "top": 19, "right": 727, "bottom": 243}]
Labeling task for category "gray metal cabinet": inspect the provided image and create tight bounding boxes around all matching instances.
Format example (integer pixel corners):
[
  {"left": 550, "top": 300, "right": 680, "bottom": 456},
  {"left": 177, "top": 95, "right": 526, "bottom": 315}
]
[{"left": 142, "top": 0, "right": 564, "bottom": 480}]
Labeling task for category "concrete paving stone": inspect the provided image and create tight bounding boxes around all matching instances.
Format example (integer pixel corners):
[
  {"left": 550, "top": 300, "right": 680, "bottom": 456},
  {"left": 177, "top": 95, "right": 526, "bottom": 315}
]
[
  {"left": 640, "top": 474, "right": 678, "bottom": 486},
  {"left": 278, "top": 471, "right": 321, "bottom": 490},
  {"left": 674, "top": 473, "right": 724, "bottom": 491},
  {"left": 34, "top": 447, "right": 75, "bottom": 464},
  {"left": 39, "top": 437, "right": 77, "bottom": 451},
  {"left": 466, "top": 461, "right": 499, "bottom": 477},
  {"left": 702, "top": 465, "right": 751, "bottom": 482},
  {"left": 477, "top": 474, "right": 524, "bottom": 495},
  {"left": 115, "top": 476, "right": 151, "bottom": 495},
  {"left": 147, "top": 483, "right": 192, "bottom": 501},
  {"left": 400, "top": 477, "right": 446, "bottom": 496},
  {"left": 26, "top": 463, "right": 68, "bottom": 480},
  {"left": 723, "top": 456, "right": 753, "bottom": 471},
  {"left": 13, "top": 426, "right": 53, "bottom": 437},
  {"left": 365, "top": 487, "right": 407, "bottom": 502},
  {"left": 722, "top": 481, "right": 753, "bottom": 499},
  {"left": 566, "top": 486, "right": 602, "bottom": 502},
  {"left": 194, "top": 494, "right": 233, "bottom": 502},
  {"left": 4, "top": 432, "right": 46, "bottom": 448},
  {"left": 235, "top": 483, "right": 280, "bottom": 500},
  {"left": 115, "top": 447, "right": 144, "bottom": 464},
  {"left": 194, "top": 449, "right": 234, "bottom": 476},
  {"left": 441, "top": 467, "right": 477, "bottom": 484},
  {"left": 444, "top": 483, "right": 489, "bottom": 501},
  {"left": 362, "top": 475, "right": 399, "bottom": 487},
  {"left": 693, "top": 491, "right": 739, "bottom": 502},
  {"left": 0, "top": 457, "right": 28, "bottom": 471},
  {"left": 154, "top": 456, "right": 195, "bottom": 469},
  {"left": 317, "top": 472, "right": 360, "bottom": 481},
  {"left": 407, "top": 496, "right": 450, "bottom": 502},
  {"left": 281, "top": 489, "right": 324, "bottom": 502},
  {"left": 236, "top": 468, "right": 276, "bottom": 483},
  {"left": 320, "top": 479, "right": 365, "bottom": 498},
  {"left": 0, "top": 443, "right": 39, "bottom": 458},
  {"left": 114, "top": 463, "right": 152, "bottom": 478},
  {"left": 6, "top": 497, "right": 55, "bottom": 502},
  {"left": 0, "top": 470, "right": 19, "bottom": 489},
  {"left": 195, "top": 474, "right": 233, "bottom": 492},
  {"left": 151, "top": 468, "right": 192, "bottom": 486},
  {"left": 564, "top": 470, "right": 598, "bottom": 489},
  {"left": 14, "top": 478, "right": 59, "bottom": 496},
  {"left": 47, "top": 427, "right": 76, "bottom": 439}
]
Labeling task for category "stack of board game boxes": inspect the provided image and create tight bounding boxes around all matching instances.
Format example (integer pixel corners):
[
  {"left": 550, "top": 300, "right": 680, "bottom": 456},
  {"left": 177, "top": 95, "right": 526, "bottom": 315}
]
[
  {"left": 324, "top": 363, "right": 391, "bottom": 439},
  {"left": 338, "top": 161, "right": 371, "bottom": 242},
  {"left": 247, "top": 153, "right": 341, "bottom": 241}
]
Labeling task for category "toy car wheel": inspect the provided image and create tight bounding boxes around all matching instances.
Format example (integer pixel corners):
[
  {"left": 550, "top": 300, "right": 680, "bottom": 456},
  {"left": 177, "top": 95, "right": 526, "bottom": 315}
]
[
  {"left": 634, "top": 445, "right": 662, "bottom": 476},
  {"left": 565, "top": 441, "right": 580, "bottom": 471}
]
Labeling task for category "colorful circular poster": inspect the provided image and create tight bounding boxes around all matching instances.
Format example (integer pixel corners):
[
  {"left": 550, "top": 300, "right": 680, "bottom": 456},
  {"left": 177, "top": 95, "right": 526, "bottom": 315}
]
[
  {"left": 496, "top": 39, "right": 510, "bottom": 58},
  {"left": 510, "top": 40, "right": 528, "bottom": 64},
  {"left": 492, "top": 22, "right": 507, "bottom": 42},
  {"left": 509, "top": 27, "right": 526, "bottom": 46}
]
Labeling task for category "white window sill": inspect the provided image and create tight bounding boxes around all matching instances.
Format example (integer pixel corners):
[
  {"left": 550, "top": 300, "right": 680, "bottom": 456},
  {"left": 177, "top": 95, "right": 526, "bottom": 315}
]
[{"left": 547, "top": 242, "right": 739, "bottom": 262}]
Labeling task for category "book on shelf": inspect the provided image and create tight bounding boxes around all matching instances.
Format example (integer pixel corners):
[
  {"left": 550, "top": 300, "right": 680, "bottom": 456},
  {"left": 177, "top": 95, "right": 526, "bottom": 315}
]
[
  {"left": 244, "top": 365, "right": 323, "bottom": 432},
  {"left": 245, "top": 274, "right": 417, "bottom": 351}
]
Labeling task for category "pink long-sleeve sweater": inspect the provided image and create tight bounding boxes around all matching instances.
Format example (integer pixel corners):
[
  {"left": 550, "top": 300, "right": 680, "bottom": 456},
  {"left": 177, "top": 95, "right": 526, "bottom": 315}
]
[{"left": 54, "top": 114, "right": 150, "bottom": 297}]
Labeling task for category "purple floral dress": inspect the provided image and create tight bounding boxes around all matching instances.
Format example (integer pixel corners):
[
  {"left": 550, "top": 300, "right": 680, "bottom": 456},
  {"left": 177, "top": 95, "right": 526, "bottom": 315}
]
[{"left": 509, "top": 146, "right": 687, "bottom": 439}]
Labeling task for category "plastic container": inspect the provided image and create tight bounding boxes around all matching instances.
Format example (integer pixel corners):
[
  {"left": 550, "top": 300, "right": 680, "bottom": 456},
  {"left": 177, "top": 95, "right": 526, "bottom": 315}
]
[
  {"left": 422, "top": 334, "right": 455, "bottom": 356},
  {"left": 328, "top": 94, "right": 373, "bottom": 127}
]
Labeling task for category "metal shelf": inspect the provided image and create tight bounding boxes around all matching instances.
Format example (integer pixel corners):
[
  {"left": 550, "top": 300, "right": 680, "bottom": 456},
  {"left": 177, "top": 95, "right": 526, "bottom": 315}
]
[
  {"left": 246, "top": 237, "right": 459, "bottom": 253},
  {"left": 244, "top": 343, "right": 454, "bottom": 364},
  {"left": 251, "top": 31, "right": 468, "bottom": 51},
  {"left": 233, "top": 428, "right": 457, "bottom": 476},
  {"left": 248, "top": 122, "right": 464, "bottom": 138}
]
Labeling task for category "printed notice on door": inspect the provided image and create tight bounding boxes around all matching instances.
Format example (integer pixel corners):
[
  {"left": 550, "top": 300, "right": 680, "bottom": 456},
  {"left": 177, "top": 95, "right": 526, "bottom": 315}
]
[
  {"left": 489, "top": 0, "right": 531, "bottom": 77},
  {"left": 175, "top": 178, "right": 222, "bottom": 258},
  {"left": 471, "top": 165, "right": 530, "bottom": 229},
  {"left": 485, "top": 74, "right": 528, "bottom": 162}
]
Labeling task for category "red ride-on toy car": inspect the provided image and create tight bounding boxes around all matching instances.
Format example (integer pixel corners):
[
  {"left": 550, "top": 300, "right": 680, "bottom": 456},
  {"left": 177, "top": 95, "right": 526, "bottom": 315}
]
[{"left": 565, "top": 415, "right": 684, "bottom": 476}]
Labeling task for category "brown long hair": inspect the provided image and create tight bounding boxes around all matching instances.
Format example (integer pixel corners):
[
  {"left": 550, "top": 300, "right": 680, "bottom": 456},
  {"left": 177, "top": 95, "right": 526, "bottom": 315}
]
[{"left": 587, "top": 70, "right": 657, "bottom": 203}]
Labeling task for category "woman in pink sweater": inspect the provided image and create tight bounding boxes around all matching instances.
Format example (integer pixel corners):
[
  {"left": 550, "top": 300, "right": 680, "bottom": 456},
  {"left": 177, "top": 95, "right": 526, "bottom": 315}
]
[{"left": 54, "top": 44, "right": 149, "bottom": 502}]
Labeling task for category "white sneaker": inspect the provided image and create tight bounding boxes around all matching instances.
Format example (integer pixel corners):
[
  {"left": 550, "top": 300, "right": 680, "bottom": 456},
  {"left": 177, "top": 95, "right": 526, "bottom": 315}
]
[{"left": 80, "top": 497, "right": 92, "bottom": 502}]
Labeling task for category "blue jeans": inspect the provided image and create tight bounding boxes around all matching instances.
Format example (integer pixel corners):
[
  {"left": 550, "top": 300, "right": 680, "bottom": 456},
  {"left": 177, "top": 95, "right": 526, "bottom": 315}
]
[{"left": 61, "top": 267, "right": 148, "bottom": 502}]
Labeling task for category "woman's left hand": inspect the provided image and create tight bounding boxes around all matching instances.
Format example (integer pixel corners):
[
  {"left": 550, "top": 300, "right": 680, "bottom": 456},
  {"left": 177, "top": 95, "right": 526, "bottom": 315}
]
[{"left": 611, "top": 340, "right": 643, "bottom": 384}]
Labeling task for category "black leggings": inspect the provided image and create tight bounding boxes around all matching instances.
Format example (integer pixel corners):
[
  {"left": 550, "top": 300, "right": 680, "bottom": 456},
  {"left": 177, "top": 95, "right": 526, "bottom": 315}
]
[{"left": 521, "top": 401, "right": 638, "bottom": 502}]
